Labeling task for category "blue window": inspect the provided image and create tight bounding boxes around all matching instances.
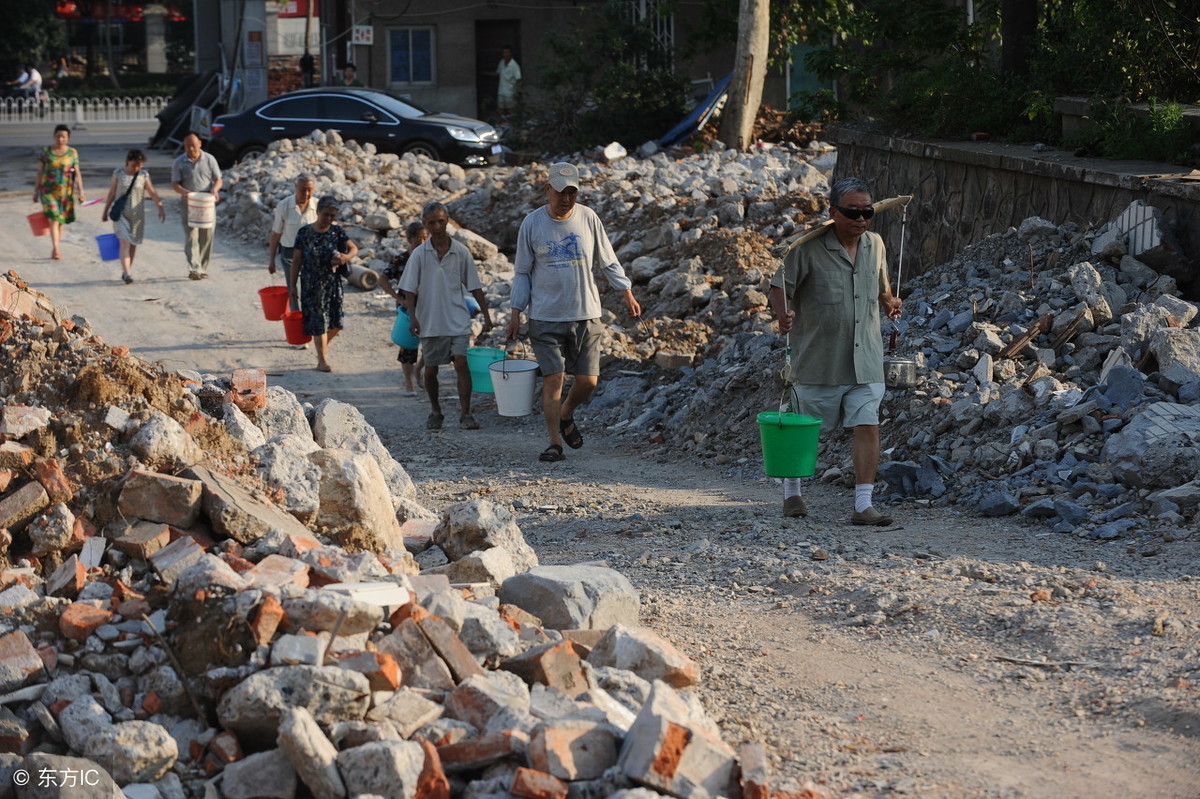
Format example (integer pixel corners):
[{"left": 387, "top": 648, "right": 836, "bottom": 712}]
[{"left": 390, "top": 28, "right": 434, "bottom": 84}]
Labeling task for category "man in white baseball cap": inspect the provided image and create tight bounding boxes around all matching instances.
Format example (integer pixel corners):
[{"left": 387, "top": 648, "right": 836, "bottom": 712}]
[{"left": 508, "top": 162, "right": 641, "bottom": 462}]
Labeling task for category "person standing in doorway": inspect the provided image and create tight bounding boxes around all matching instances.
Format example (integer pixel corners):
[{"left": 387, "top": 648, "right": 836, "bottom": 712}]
[
  {"left": 767, "top": 176, "right": 903, "bottom": 525},
  {"left": 507, "top": 162, "right": 640, "bottom": 462},
  {"left": 338, "top": 63, "right": 363, "bottom": 87},
  {"left": 398, "top": 202, "right": 492, "bottom": 431},
  {"left": 494, "top": 46, "right": 522, "bottom": 117},
  {"left": 170, "top": 133, "right": 222, "bottom": 280}
]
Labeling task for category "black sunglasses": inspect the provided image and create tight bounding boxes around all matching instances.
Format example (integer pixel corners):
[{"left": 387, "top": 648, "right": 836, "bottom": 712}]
[{"left": 834, "top": 205, "right": 875, "bottom": 220}]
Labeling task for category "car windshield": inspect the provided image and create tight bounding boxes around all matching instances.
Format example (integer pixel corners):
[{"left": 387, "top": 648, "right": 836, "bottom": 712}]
[{"left": 373, "top": 93, "right": 431, "bottom": 119}]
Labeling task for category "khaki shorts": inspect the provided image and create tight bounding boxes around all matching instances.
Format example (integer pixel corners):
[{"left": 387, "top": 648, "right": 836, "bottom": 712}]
[
  {"left": 529, "top": 319, "right": 602, "bottom": 376},
  {"left": 787, "top": 383, "right": 884, "bottom": 434},
  {"left": 421, "top": 335, "right": 469, "bottom": 367}
]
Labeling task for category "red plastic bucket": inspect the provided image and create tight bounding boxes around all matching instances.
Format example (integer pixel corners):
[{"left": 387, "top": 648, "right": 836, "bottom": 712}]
[
  {"left": 27, "top": 212, "right": 49, "bottom": 237},
  {"left": 282, "top": 310, "right": 311, "bottom": 345},
  {"left": 258, "top": 286, "right": 290, "bottom": 321}
]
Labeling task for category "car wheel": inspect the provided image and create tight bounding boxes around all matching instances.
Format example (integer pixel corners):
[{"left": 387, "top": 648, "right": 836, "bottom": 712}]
[
  {"left": 402, "top": 141, "right": 441, "bottom": 161},
  {"left": 237, "top": 144, "right": 267, "bottom": 163}
]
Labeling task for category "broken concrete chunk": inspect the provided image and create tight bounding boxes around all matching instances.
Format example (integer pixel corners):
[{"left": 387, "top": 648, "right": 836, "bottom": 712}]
[
  {"left": 529, "top": 720, "right": 621, "bottom": 781},
  {"left": 375, "top": 618, "right": 454, "bottom": 692},
  {"left": 364, "top": 689, "right": 444, "bottom": 738},
  {"left": 0, "top": 480, "right": 49, "bottom": 533},
  {"left": 184, "top": 464, "right": 317, "bottom": 545},
  {"left": 336, "top": 740, "right": 425, "bottom": 799},
  {"left": 81, "top": 720, "right": 178, "bottom": 784},
  {"left": 147, "top": 536, "right": 207, "bottom": 589},
  {"left": 499, "top": 565, "right": 640, "bottom": 630},
  {"left": 432, "top": 498, "right": 538, "bottom": 572},
  {"left": 444, "top": 672, "right": 531, "bottom": 730},
  {"left": 0, "top": 405, "right": 52, "bottom": 439},
  {"left": 310, "top": 448, "right": 405, "bottom": 552},
  {"left": 500, "top": 640, "right": 588, "bottom": 698},
  {"left": 222, "top": 748, "right": 298, "bottom": 799},
  {"left": 118, "top": 470, "right": 204, "bottom": 528},
  {"left": 217, "top": 665, "right": 371, "bottom": 748},
  {"left": 223, "top": 401, "right": 267, "bottom": 451},
  {"left": 587, "top": 625, "right": 700, "bottom": 688},
  {"left": 282, "top": 589, "right": 385, "bottom": 635},
  {"left": 20, "top": 752, "right": 123, "bottom": 797},
  {"left": 129, "top": 411, "right": 204, "bottom": 472},
  {"left": 277, "top": 707, "right": 347, "bottom": 799},
  {"left": 311, "top": 398, "right": 416, "bottom": 503},
  {"left": 0, "top": 630, "right": 46, "bottom": 693}
]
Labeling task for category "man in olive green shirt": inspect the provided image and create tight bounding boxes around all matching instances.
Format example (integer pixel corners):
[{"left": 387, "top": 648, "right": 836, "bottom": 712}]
[{"left": 768, "top": 177, "right": 903, "bottom": 526}]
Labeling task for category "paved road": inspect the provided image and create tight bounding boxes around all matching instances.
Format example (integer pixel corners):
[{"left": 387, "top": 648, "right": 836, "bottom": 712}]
[{"left": 0, "top": 120, "right": 167, "bottom": 194}]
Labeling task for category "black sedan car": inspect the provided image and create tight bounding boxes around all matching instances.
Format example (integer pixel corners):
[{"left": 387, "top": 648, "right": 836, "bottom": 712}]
[{"left": 207, "top": 87, "right": 501, "bottom": 168}]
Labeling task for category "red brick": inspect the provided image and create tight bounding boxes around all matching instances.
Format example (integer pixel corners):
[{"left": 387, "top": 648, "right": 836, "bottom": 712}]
[
  {"left": 738, "top": 742, "right": 771, "bottom": 799},
  {"left": 208, "top": 730, "right": 243, "bottom": 763},
  {"left": 499, "top": 603, "right": 543, "bottom": 632},
  {"left": 46, "top": 554, "right": 85, "bottom": 598},
  {"left": 417, "top": 615, "right": 485, "bottom": 683},
  {"left": 337, "top": 651, "right": 402, "bottom": 692},
  {"left": 0, "top": 707, "right": 31, "bottom": 754},
  {"left": 0, "top": 441, "right": 35, "bottom": 469},
  {"left": 415, "top": 739, "right": 450, "bottom": 799},
  {"left": 219, "top": 552, "right": 256, "bottom": 574},
  {"left": 510, "top": 768, "right": 569, "bottom": 799},
  {"left": 181, "top": 411, "right": 207, "bottom": 434},
  {"left": 0, "top": 481, "right": 49, "bottom": 531},
  {"left": 245, "top": 554, "right": 310, "bottom": 589},
  {"left": 59, "top": 603, "right": 114, "bottom": 642},
  {"left": 651, "top": 721, "right": 690, "bottom": 778},
  {"left": 118, "top": 470, "right": 203, "bottom": 528},
  {"left": 141, "top": 691, "right": 162, "bottom": 715},
  {"left": 500, "top": 640, "right": 587, "bottom": 697},
  {"left": 250, "top": 594, "right": 287, "bottom": 646},
  {"left": 398, "top": 518, "right": 437, "bottom": 553},
  {"left": 111, "top": 520, "right": 171, "bottom": 560},
  {"left": 388, "top": 602, "right": 430, "bottom": 628},
  {"left": 376, "top": 618, "right": 454, "bottom": 691},
  {"left": 436, "top": 730, "right": 528, "bottom": 772},
  {"left": 33, "top": 458, "right": 72, "bottom": 503},
  {"left": 0, "top": 470, "right": 13, "bottom": 492},
  {"left": 110, "top": 346, "right": 130, "bottom": 358},
  {"left": 229, "top": 368, "right": 267, "bottom": 412},
  {"left": 0, "top": 630, "right": 45, "bottom": 690},
  {"left": 35, "top": 645, "right": 57, "bottom": 672}
]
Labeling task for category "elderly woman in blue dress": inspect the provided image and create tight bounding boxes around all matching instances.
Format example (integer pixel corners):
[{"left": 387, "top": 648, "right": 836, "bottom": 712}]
[{"left": 289, "top": 195, "right": 358, "bottom": 372}]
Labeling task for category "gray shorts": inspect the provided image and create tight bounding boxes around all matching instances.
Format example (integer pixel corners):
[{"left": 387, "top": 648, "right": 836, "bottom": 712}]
[
  {"left": 421, "top": 335, "right": 469, "bottom": 367},
  {"left": 787, "top": 383, "right": 884, "bottom": 434},
  {"left": 528, "top": 319, "right": 602, "bottom": 376}
]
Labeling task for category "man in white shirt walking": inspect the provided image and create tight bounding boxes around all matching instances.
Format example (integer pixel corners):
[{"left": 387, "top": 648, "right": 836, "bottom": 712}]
[
  {"left": 507, "top": 162, "right": 641, "bottom": 462},
  {"left": 267, "top": 174, "right": 318, "bottom": 312},
  {"left": 494, "top": 46, "right": 522, "bottom": 117}
]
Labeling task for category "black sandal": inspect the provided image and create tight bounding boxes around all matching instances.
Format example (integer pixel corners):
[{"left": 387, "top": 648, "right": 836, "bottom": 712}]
[
  {"left": 559, "top": 418, "right": 584, "bottom": 449},
  {"left": 539, "top": 444, "right": 565, "bottom": 462}
]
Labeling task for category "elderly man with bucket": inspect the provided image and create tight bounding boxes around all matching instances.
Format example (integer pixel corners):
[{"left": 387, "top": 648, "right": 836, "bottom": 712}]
[
  {"left": 170, "top": 133, "right": 223, "bottom": 281},
  {"left": 398, "top": 202, "right": 493, "bottom": 431},
  {"left": 267, "top": 174, "right": 318, "bottom": 330},
  {"left": 507, "top": 161, "right": 641, "bottom": 463},
  {"left": 767, "top": 177, "right": 903, "bottom": 525}
]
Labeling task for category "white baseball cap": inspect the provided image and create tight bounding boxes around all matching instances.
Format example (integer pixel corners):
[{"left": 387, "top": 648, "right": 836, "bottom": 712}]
[{"left": 547, "top": 162, "right": 580, "bottom": 192}]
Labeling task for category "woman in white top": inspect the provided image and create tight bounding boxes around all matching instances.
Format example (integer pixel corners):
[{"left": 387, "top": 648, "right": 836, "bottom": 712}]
[{"left": 102, "top": 149, "right": 166, "bottom": 284}]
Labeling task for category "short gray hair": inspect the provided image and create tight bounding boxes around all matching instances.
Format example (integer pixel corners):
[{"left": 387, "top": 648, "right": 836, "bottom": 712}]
[
  {"left": 295, "top": 173, "right": 315, "bottom": 186},
  {"left": 316, "top": 195, "right": 339, "bottom": 212},
  {"left": 830, "top": 177, "right": 872, "bottom": 207},
  {"left": 421, "top": 201, "right": 448, "bottom": 220}
]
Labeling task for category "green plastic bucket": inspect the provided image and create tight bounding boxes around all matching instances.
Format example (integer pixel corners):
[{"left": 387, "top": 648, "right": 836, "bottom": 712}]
[
  {"left": 466, "top": 347, "right": 507, "bottom": 393},
  {"left": 757, "top": 412, "right": 822, "bottom": 477}
]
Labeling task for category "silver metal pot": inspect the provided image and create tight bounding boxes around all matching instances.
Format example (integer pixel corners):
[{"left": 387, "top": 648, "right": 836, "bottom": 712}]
[{"left": 884, "top": 357, "right": 918, "bottom": 389}]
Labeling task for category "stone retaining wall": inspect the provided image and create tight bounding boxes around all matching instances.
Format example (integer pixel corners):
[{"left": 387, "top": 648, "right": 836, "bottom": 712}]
[{"left": 829, "top": 127, "right": 1200, "bottom": 288}]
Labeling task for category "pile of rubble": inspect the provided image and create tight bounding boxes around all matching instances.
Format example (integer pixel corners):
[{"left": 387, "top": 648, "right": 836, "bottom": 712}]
[{"left": 0, "top": 274, "right": 773, "bottom": 798}]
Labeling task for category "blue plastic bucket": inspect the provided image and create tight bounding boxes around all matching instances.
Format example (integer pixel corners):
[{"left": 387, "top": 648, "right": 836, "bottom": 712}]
[
  {"left": 96, "top": 233, "right": 120, "bottom": 261},
  {"left": 391, "top": 307, "right": 420, "bottom": 349}
]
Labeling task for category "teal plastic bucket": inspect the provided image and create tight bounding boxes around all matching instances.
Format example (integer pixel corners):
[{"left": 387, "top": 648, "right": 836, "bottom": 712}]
[
  {"left": 757, "top": 412, "right": 822, "bottom": 477},
  {"left": 96, "top": 233, "right": 120, "bottom": 261},
  {"left": 391, "top": 307, "right": 420, "bottom": 349},
  {"left": 466, "top": 347, "right": 506, "bottom": 393}
]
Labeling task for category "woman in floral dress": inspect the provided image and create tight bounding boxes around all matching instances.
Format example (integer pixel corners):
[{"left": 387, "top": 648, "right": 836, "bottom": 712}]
[
  {"left": 289, "top": 196, "right": 358, "bottom": 372},
  {"left": 34, "top": 124, "right": 86, "bottom": 260}
]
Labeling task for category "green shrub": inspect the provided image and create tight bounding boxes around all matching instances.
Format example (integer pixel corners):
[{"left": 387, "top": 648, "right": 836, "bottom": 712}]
[{"left": 1068, "top": 98, "right": 1195, "bottom": 164}]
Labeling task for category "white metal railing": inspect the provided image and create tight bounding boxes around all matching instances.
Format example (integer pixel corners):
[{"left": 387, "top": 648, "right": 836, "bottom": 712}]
[{"left": 0, "top": 96, "right": 171, "bottom": 125}]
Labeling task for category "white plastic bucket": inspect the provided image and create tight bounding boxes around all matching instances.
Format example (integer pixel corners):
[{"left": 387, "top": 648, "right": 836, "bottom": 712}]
[
  {"left": 489, "top": 359, "right": 539, "bottom": 417},
  {"left": 187, "top": 192, "right": 215, "bottom": 229}
]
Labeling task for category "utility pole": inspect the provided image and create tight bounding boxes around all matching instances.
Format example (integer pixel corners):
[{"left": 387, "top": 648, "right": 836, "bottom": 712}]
[{"left": 718, "top": 0, "right": 769, "bottom": 151}]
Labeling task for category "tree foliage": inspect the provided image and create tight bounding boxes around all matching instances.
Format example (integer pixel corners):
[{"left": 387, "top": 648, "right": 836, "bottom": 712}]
[
  {"left": 530, "top": 1, "right": 689, "bottom": 150},
  {"left": 0, "top": 0, "right": 66, "bottom": 70}
]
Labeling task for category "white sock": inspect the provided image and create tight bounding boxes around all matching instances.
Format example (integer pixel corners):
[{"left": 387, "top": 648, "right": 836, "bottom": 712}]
[
  {"left": 783, "top": 478, "right": 803, "bottom": 499},
  {"left": 855, "top": 484, "right": 874, "bottom": 513}
]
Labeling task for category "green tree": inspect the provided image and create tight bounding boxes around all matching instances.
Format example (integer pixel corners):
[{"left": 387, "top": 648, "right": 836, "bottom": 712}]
[{"left": 0, "top": 0, "right": 66, "bottom": 71}]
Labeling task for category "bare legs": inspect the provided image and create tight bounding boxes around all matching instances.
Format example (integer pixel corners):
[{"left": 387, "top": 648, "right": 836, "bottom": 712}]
[
  {"left": 401, "top": 362, "right": 417, "bottom": 393},
  {"left": 314, "top": 327, "right": 340, "bottom": 372},
  {"left": 423, "top": 355, "right": 472, "bottom": 419},
  {"left": 541, "top": 373, "right": 598, "bottom": 448},
  {"left": 119, "top": 239, "right": 137, "bottom": 281},
  {"left": 48, "top": 219, "right": 62, "bottom": 258}
]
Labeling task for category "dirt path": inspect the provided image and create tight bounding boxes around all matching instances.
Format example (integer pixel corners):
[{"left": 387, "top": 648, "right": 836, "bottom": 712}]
[{"left": 5, "top": 187, "right": 1199, "bottom": 798}]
